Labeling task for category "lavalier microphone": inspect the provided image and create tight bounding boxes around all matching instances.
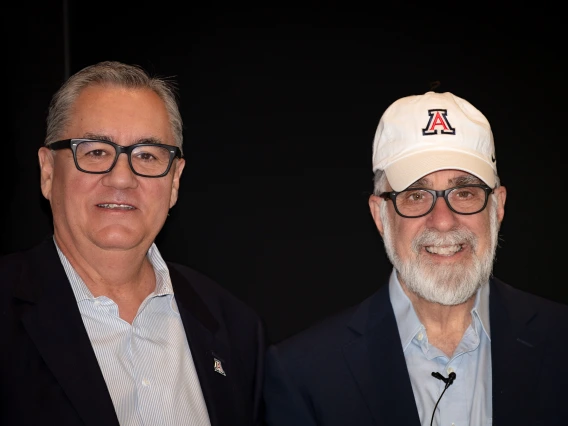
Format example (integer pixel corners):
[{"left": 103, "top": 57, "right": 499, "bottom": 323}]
[{"left": 430, "top": 371, "right": 457, "bottom": 426}]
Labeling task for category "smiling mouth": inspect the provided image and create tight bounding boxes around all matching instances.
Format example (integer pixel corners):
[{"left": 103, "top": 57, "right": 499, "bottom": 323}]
[
  {"left": 425, "top": 244, "right": 463, "bottom": 255},
  {"left": 97, "top": 203, "right": 136, "bottom": 210}
]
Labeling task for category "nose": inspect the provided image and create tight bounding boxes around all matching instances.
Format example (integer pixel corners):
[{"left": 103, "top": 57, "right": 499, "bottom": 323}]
[
  {"left": 101, "top": 153, "right": 138, "bottom": 189},
  {"left": 426, "top": 195, "right": 459, "bottom": 231}
]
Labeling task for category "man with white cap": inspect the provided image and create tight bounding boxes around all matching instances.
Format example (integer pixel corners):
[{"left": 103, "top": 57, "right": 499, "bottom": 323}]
[{"left": 263, "top": 91, "right": 568, "bottom": 425}]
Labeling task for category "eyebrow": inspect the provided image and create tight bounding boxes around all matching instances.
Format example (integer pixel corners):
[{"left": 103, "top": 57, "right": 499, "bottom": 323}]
[
  {"left": 81, "top": 133, "right": 164, "bottom": 145},
  {"left": 408, "top": 174, "right": 483, "bottom": 189}
]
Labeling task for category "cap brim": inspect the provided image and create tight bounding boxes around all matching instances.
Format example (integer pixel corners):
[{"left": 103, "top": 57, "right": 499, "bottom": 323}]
[{"left": 384, "top": 151, "right": 496, "bottom": 192}]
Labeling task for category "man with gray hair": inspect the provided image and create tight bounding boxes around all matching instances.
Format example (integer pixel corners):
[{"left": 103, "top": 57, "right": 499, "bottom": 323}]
[
  {"left": 263, "top": 91, "right": 568, "bottom": 425},
  {"left": 1, "top": 61, "right": 265, "bottom": 426}
]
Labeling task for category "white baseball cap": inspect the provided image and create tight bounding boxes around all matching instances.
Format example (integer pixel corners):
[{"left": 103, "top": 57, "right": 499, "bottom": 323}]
[{"left": 372, "top": 91, "right": 497, "bottom": 192}]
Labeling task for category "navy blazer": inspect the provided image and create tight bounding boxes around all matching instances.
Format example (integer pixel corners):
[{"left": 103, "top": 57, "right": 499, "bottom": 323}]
[
  {"left": 1, "top": 238, "right": 265, "bottom": 426},
  {"left": 264, "top": 277, "right": 568, "bottom": 425}
]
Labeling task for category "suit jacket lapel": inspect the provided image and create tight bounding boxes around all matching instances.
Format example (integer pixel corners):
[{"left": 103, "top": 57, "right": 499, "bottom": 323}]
[
  {"left": 169, "top": 265, "right": 241, "bottom": 426},
  {"left": 490, "top": 279, "right": 543, "bottom": 425},
  {"left": 13, "top": 239, "right": 119, "bottom": 426},
  {"left": 343, "top": 285, "right": 421, "bottom": 426}
]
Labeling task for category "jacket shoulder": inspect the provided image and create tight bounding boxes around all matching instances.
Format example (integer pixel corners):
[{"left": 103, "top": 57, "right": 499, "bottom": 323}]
[
  {"left": 271, "top": 295, "right": 371, "bottom": 363},
  {"left": 167, "top": 261, "right": 262, "bottom": 323},
  {"left": 491, "top": 277, "right": 568, "bottom": 342},
  {"left": 492, "top": 277, "right": 568, "bottom": 317},
  {"left": 0, "top": 247, "right": 36, "bottom": 295}
]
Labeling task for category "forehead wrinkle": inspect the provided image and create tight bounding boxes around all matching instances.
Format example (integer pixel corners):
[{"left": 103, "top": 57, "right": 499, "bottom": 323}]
[
  {"left": 83, "top": 132, "right": 112, "bottom": 142},
  {"left": 81, "top": 132, "right": 164, "bottom": 145}
]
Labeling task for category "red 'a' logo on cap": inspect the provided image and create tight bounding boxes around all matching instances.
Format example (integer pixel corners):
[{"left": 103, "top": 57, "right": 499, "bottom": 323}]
[{"left": 422, "top": 109, "right": 456, "bottom": 136}]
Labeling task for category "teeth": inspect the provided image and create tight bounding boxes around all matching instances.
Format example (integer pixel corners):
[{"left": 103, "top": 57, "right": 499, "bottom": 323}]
[
  {"left": 98, "top": 204, "right": 134, "bottom": 209},
  {"left": 425, "top": 245, "right": 462, "bottom": 255}
]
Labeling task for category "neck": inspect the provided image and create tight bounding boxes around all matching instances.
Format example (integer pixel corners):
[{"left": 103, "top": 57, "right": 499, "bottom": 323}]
[
  {"left": 401, "top": 280, "right": 476, "bottom": 357},
  {"left": 54, "top": 233, "right": 157, "bottom": 322}
]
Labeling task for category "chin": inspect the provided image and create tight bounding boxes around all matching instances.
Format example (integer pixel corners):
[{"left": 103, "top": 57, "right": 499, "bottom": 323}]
[
  {"left": 90, "top": 228, "right": 148, "bottom": 251},
  {"left": 400, "top": 257, "right": 491, "bottom": 306}
]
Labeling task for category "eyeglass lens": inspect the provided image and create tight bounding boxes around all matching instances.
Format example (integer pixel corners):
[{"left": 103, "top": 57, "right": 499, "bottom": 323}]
[
  {"left": 76, "top": 141, "right": 172, "bottom": 176},
  {"left": 395, "top": 186, "right": 488, "bottom": 217}
]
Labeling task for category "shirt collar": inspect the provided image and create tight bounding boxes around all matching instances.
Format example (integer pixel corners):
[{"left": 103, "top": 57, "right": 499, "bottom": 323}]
[
  {"left": 146, "top": 243, "right": 174, "bottom": 296},
  {"left": 389, "top": 268, "right": 492, "bottom": 351},
  {"left": 389, "top": 270, "right": 423, "bottom": 351},
  {"left": 475, "top": 278, "right": 491, "bottom": 340},
  {"left": 53, "top": 237, "right": 174, "bottom": 303}
]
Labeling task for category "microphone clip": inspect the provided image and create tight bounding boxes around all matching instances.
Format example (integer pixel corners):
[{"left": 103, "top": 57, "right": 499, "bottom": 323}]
[{"left": 431, "top": 371, "right": 456, "bottom": 386}]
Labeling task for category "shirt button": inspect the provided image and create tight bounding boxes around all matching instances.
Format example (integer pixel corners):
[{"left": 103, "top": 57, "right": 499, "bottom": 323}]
[
  {"left": 94, "top": 300, "right": 101, "bottom": 307},
  {"left": 417, "top": 332, "right": 424, "bottom": 341},
  {"left": 447, "top": 367, "right": 454, "bottom": 374},
  {"left": 142, "top": 379, "right": 150, "bottom": 387}
]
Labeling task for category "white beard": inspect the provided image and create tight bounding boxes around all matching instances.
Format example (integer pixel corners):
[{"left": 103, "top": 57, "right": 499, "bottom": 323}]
[{"left": 380, "top": 196, "right": 500, "bottom": 306}]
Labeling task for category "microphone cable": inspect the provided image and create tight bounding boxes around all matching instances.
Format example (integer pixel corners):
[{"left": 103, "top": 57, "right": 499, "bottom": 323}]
[{"left": 430, "top": 371, "right": 456, "bottom": 426}]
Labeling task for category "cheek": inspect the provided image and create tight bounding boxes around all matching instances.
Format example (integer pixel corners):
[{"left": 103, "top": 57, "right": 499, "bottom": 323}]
[
  {"left": 476, "top": 219, "right": 494, "bottom": 252},
  {"left": 140, "top": 181, "right": 175, "bottom": 210},
  {"left": 51, "top": 171, "right": 81, "bottom": 205},
  {"left": 390, "top": 219, "right": 422, "bottom": 256},
  {"left": 50, "top": 170, "right": 100, "bottom": 213}
]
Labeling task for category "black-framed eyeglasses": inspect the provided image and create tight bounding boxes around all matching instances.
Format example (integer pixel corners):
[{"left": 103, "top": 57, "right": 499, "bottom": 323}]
[
  {"left": 49, "top": 138, "right": 183, "bottom": 178},
  {"left": 379, "top": 184, "right": 494, "bottom": 218}
]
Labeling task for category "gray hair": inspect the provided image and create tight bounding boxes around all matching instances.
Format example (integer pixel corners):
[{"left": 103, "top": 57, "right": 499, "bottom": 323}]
[
  {"left": 44, "top": 61, "right": 183, "bottom": 153},
  {"left": 372, "top": 169, "right": 501, "bottom": 195}
]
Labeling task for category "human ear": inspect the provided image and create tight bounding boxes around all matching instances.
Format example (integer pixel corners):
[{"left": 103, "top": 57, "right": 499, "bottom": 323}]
[
  {"left": 169, "top": 158, "right": 185, "bottom": 208},
  {"left": 494, "top": 185, "right": 507, "bottom": 223},
  {"left": 38, "top": 147, "right": 55, "bottom": 201},
  {"left": 368, "top": 194, "right": 386, "bottom": 237}
]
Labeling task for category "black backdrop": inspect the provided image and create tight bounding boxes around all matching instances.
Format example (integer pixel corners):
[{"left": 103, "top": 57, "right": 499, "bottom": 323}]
[{"left": 4, "top": 2, "right": 567, "bottom": 344}]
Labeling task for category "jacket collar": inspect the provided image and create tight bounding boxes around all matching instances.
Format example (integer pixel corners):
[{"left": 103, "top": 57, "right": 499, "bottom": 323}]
[
  {"left": 13, "top": 238, "right": 120, "bottom": 426},
  {"left": 343, "top": 283, "right": 422, "bottom": 425},
  {"left": 490, "top": 278, "right": 543, "bottom": 425}
]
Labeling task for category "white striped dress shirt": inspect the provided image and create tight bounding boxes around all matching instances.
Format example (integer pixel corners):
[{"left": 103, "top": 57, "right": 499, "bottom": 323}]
[{"left": 55, "top": 239, "right": 212, "bottom": 426}]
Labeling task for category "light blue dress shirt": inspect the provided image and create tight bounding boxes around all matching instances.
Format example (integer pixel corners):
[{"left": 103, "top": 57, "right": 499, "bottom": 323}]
[
  {"left": 389, "top": 270, "right": 492, "bottom": 426},
  {"left": 55, "top": 239, "right": 211, "bottom": 426}
]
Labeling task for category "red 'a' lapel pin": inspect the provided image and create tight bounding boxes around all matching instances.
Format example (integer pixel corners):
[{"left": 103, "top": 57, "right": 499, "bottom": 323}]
[{"left": 214, "top": 357, "right": 226, "bottom": 376}]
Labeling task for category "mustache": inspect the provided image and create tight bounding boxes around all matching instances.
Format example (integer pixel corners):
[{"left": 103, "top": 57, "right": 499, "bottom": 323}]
[{"left": 412, "top": 227, "right": 477, "bottom": 251}]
